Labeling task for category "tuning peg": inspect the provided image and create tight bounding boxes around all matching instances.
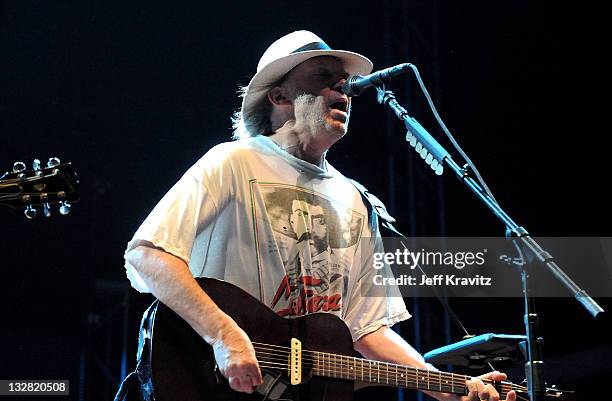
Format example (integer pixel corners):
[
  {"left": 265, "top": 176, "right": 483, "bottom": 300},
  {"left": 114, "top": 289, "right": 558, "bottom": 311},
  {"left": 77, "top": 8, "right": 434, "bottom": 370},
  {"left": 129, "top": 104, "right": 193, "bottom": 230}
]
[
  {"left": 59, "top": 201, "right": 71, "bottom": 215},
  {"left": 24, "top": 205, "right": 37, "bottom": 219},
  {"left": 33, "top": 159, "right": 41, "bottom": 171},
  {"left": 13, "top": 161, "right": 26, "bottom": 173},
  {"left": 47, "top": 157, "right": 61, "bottom": 168}
]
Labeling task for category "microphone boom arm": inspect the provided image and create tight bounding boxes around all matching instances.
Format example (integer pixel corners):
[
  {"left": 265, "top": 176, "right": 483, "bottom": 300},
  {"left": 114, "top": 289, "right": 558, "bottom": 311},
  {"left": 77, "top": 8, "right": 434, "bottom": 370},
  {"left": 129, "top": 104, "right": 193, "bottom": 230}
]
[{"left": 375, "top": 83, "right": 604, "bottom": 318}]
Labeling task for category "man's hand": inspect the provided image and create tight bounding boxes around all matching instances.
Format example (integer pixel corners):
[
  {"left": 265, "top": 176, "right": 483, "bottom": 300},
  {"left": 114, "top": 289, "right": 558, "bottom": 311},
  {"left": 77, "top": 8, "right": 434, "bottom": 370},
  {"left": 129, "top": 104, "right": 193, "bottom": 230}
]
[
  {"left": 127, "top": 245, "right": 264, "bottom": 393},
  {"left": 462, "top": 371, "right": 516, "bottom": 401},
  {"left": 211, "top": 321, "right": 263, "bottom": 393}
]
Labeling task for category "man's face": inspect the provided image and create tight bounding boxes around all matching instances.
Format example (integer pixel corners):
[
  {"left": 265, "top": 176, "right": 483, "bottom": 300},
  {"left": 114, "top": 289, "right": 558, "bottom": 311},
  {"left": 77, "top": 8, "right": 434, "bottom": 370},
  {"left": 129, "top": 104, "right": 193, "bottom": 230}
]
[
  {"left": 290, "top": 200, "right": 329, "bottom": 255},
  {"left": 281, "top": 56, "right": 351, "bottom": 139}
]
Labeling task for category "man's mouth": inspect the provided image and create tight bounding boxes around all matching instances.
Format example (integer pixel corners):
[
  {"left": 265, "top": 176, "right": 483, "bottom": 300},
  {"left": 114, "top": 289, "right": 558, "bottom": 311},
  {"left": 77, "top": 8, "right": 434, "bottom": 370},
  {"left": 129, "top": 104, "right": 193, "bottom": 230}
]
[{"left": 328, "top": 100, "right": 348, "bottom": 113}]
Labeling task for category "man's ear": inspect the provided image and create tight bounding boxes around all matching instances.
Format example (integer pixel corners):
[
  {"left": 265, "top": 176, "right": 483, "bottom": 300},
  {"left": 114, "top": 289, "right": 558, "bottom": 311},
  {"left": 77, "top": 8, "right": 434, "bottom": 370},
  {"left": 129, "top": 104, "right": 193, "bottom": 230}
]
[{"left": 267, "top": 86, "right": 292, "bottom": 106}]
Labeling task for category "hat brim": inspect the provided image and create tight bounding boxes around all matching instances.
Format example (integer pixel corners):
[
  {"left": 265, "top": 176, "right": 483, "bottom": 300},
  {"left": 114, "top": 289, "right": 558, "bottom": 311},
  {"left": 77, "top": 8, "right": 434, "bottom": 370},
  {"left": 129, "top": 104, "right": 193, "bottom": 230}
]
[{"left": 241, "top": 49, "right": 373, "bottom": 128}]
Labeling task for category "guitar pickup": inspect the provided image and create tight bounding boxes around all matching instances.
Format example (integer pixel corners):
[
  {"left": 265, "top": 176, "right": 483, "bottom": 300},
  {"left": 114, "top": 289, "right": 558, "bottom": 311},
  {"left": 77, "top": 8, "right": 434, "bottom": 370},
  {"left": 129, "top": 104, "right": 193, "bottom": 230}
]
[{"left": 290, "top": 338, "right": 302, "bottom": 385}]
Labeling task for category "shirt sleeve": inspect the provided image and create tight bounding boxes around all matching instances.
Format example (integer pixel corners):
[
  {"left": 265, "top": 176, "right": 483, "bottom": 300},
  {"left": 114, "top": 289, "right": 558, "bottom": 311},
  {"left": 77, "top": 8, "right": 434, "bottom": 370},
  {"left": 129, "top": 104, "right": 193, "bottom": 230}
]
[
  {"left": 343, "top": 229, "right": 410, "bottom": 342},
  {"left": 123, "top": 167, "right": 218, "bottom": 293}
]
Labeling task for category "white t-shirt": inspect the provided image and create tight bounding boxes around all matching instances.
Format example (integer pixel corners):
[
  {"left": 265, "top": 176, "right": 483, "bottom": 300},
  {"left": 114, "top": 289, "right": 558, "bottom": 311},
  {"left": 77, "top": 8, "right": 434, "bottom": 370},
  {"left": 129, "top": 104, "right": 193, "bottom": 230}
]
[{"left": 124, "top": 135, "right": 409, "bottom": 341}]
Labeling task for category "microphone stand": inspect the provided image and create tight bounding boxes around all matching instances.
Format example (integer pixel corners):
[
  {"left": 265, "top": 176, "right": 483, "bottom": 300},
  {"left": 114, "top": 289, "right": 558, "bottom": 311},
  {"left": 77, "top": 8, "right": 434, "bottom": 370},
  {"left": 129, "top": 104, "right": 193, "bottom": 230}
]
[{"left": 374, "top": 86, "right": 605, "bottom": 401}]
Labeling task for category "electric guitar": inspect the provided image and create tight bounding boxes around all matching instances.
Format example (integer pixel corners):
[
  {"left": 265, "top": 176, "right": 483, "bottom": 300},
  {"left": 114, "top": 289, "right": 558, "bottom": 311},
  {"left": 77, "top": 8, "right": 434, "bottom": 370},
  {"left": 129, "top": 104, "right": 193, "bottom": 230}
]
[
  {"left": 0, "top": 158, "right": 79, "bottom": 218},
  {"left": 136, "top": 278, "right": 573, "bottom": 401}
]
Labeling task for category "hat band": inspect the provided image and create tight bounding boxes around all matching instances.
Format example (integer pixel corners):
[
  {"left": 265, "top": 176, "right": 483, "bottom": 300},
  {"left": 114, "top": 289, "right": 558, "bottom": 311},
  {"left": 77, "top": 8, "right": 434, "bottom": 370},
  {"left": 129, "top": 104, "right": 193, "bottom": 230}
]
[{"left": 291, "top": 41, "right": 332, "bottom": 53}]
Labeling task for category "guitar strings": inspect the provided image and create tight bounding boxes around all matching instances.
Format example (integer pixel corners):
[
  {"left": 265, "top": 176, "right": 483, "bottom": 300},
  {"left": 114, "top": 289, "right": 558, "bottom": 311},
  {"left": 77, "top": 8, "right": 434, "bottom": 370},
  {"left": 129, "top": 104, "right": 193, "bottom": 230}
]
[
  {"left": 256, "top": 353, "right": 529, "bottom": 401},
  {"left": 255, "top": 342, "right": 469, "bottom": 385},
  {"left": 254, "top": 342, "right": 523, "bottom": 393},
  {"left": 255, "top": 342, "right": 479, "bottom": 384},
  {"left": 254, "top": 343, "right": 528, "bottom": 398},
  {"left": 252, "top": 343, "right": 525, "bottom": 397},
  {"left": 255, "top": 362, "right": 527, "bottom": 401},
  {"left": 255, "top": 361, "right": 527, "bottom": 401}
]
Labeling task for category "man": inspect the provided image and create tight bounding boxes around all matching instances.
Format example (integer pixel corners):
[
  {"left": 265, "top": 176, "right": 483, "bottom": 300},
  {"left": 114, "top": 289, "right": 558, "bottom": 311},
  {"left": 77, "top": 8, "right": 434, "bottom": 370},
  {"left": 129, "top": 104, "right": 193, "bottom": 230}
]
[{"left": 124, "top": 30, "right": 515, "bottom": 401}]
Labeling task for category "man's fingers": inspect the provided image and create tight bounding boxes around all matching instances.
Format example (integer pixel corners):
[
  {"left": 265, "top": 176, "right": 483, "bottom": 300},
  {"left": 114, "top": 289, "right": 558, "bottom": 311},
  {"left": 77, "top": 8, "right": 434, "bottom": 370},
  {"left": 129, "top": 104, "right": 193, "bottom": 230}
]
[
  {"left": 237, "top": 376, "right": 256, "bottom": 393},
  {"left": 466, "top": 379, "right": 479, "bottom": 401},
  {"left": 228, "top": 376, "right": 242, "bottom": 392},
  {"left": 248, "top": 365, "right": 263, "bottom": 386},
  {"left": 480, "top": 370, "right": 507, "bottom": 382},
  {"left": 504, "top": 390, "right": 516, "bottom": 401},
  {"left": 228, "top": 366, "right": 261, "bottom": 393},
  {"left": 476, "top": 380, "right": 489, "bottom": 400},
  {"left": 467, "top": 372, "right": 513, "bottom": 400},
  {"left": 466, "top": 378, "right": 489, "bottom": 400},
  {"left": 484, "top": 383, "right": 499, "bottom": 401}
]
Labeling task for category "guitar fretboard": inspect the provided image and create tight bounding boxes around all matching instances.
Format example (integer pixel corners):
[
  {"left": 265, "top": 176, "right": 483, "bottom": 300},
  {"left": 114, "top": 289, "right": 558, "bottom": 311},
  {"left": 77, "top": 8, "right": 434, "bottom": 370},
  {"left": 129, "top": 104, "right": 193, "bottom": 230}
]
[{"left": 310, "top": 350, "right": 469, "bottom": 395}]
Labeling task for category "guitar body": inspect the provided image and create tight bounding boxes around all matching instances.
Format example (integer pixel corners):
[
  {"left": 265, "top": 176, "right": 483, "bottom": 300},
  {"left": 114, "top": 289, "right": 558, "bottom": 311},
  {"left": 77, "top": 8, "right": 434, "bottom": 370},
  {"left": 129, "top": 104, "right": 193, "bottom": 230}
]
[
  {"left": 136, "top": 278, "right": 573, "bottom": 401},
  {"left": 137, "top": 277, "right": 356, "bottom": 401}
]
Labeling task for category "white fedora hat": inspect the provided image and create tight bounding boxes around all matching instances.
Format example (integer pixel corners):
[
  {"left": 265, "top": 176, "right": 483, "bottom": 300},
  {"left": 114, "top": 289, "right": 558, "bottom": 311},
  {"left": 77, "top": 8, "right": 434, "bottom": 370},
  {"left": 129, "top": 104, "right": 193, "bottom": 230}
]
[{"left": 240, "top": 30, "right": 373, "bottom": 130}]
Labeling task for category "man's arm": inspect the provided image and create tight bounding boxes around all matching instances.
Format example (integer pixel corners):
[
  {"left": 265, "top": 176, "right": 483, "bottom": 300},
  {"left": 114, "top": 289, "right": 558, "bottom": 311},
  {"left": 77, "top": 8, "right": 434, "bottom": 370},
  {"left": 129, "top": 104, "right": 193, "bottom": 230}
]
[
  {"left": 354, "top": 326, "right": 515, "bottom": 401},
  {"left": 126, "top": 244, "right": 263, "bottom": 393}
]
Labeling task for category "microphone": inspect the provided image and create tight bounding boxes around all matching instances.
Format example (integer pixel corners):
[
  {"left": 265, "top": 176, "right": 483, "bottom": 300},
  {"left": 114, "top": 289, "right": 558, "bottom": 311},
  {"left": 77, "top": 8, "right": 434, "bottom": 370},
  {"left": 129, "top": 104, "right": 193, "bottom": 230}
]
[{"left": 342, "top": 63, "right": 411, "bottom": 96}]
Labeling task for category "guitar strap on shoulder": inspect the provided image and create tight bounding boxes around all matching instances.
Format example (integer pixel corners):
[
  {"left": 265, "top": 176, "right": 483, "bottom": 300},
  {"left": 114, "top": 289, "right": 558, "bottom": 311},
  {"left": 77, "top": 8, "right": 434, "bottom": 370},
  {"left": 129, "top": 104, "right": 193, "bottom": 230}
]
[{"left": 348, "top": 179, "right": 406, "bottom": 238}]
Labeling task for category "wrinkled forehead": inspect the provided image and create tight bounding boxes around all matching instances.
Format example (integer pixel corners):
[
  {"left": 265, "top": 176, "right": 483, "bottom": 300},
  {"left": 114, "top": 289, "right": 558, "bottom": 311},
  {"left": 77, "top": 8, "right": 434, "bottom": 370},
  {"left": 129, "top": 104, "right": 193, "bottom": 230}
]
[{"left": 285, "top": 56, "right": 348, "bottom": 78}]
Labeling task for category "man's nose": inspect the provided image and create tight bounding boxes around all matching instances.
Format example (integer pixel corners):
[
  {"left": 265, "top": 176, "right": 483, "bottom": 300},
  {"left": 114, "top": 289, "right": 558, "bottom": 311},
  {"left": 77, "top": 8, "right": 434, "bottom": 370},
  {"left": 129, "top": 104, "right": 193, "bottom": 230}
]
[{"left": 331, "top": 78, "right": 347, "bottom": 94}]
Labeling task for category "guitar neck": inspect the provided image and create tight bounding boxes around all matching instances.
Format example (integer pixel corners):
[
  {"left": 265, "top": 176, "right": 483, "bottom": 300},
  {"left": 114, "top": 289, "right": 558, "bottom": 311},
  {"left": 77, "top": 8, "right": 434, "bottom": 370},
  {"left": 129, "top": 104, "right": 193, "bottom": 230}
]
[
  {"left": 310, "top": 350, "right": 466, "bottom": 395},
  {"left": 307, "top": 350, "right": 517, "bottom": 398}
]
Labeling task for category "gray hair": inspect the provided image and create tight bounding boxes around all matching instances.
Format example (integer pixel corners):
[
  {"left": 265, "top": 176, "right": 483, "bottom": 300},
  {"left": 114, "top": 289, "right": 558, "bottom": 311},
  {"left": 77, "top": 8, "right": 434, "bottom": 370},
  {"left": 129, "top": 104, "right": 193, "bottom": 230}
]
[{"left": 230, "top": 85, "right": 274, "bottom": 140}]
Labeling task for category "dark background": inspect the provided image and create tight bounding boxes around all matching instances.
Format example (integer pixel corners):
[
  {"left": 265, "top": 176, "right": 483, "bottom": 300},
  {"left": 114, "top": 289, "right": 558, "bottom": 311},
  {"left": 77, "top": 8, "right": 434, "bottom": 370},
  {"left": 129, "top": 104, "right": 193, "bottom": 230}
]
[{"left": 1, "top": 1, "right": 610, "bottom": 400}]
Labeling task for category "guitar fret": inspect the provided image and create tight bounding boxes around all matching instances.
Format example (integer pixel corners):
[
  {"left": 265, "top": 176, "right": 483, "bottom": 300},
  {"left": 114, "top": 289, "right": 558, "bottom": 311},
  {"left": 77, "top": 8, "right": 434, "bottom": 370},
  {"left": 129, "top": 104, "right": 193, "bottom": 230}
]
[
  {"left": 324, "top": 352, "right": 327, "bottom": 377},
  {"left": 333, "top": 354, "right": 336, "bottom": 378},
  {"left": 438, "top": 371, "right": 442, "bottom": 392},
  {"left": 344, "top": 355, "right": 347, "bottom": 379},
  {"left": 320, "top": 352, "right": 323, "bottom": 377},
  {"left": 345, "top": 355, "right": 348, "bottom": 379},
  {"left": 394, "top": 363, "right": 398, "bottom": 386},
  {"left": 385, "top": 362, "right": 388, "bottom": 385},
  {"left": 415, "top": 367, "right": 419, "bottom": 390},
  {"left": 371, "top": 360, "right": 375, "bottom": 383}
]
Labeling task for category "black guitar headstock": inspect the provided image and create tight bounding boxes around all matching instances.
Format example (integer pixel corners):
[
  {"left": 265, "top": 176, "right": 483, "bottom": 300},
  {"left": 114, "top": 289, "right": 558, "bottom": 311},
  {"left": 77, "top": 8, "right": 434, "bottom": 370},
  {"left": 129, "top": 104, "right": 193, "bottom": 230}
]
[{"left": 0, "top": 157, "right": 79, "bottom": 218}]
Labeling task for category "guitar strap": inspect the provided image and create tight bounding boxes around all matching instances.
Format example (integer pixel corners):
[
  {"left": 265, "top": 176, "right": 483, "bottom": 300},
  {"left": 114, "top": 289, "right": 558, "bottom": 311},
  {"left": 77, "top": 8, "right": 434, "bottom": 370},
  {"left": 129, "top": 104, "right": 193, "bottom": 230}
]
[
  {"left": 348, "top": 179, "right": 405, "bottom": 238},
  {"left": 350, "top": 180, "right": 481, "bottom": 342}
]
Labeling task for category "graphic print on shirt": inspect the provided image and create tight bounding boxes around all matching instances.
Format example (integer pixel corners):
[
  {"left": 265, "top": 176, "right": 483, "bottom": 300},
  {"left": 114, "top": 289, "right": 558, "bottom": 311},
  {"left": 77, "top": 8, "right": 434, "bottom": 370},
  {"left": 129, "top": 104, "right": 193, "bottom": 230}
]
[{"left": 250, "top": 182, "right": 365, "bottom": 318}]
